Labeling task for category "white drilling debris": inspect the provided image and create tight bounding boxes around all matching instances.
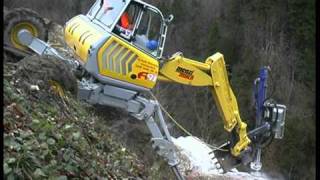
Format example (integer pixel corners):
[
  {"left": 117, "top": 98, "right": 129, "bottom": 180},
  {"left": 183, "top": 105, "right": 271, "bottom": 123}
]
[{"left": 172, "top": 136, "right": 270, "bottom": 180}]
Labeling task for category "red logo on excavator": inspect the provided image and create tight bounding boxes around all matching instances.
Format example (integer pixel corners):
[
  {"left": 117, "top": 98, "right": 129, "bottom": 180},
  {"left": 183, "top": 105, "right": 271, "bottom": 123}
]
[{"left": 138, "top": 72, "right": 157, "bottom": 82}]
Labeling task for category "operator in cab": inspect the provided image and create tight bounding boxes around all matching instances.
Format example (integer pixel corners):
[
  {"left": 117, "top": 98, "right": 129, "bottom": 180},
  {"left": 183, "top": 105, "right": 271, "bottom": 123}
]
[
  {"left": 120, "top": 11, "right": 134, "bottom": 30},
  {"left": 115, "top": 4, "right": 159, "bottom": 56},
  {"left": 115, "top": 7, "right": 135, "bottom": 40}
]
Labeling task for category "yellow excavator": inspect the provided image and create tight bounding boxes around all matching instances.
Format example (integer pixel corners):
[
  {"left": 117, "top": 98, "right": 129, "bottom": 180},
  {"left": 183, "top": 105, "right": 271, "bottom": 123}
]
[{"left": 4, "top": 0, "right": 287, "bottom": 179}]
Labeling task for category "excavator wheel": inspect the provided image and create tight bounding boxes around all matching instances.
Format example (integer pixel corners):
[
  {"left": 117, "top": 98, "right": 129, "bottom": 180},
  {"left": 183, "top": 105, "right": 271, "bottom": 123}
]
[
  {"left": 4, "top": 8, "right": 48, "bottom": 54},
  {"left": 16, "top": 55, "right": 78, "bottom": 96}
]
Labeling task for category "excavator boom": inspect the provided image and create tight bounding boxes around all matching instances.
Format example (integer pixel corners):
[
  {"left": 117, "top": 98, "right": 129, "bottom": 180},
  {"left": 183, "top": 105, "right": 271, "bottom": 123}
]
[
  {"left": 159, "top": 52, "right": 251, "bottom": 157},
  {"left": 159, "top": 52, "right": 286, "bottom": 172}
]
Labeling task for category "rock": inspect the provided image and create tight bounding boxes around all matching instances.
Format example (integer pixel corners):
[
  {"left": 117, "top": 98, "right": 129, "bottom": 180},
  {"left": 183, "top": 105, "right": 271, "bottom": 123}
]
[{"left": 30, "top": 85, "right": 40, "bottom": 91}]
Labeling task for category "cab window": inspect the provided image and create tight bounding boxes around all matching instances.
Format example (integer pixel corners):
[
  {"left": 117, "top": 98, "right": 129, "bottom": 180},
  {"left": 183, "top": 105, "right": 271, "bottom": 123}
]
[
  {"left": 113, "top": 3, "right": 141, "bottom": 40},
  {"left": 113, "top": 4, "right": 163, "bottom": 58},
  {"left": 94, "top": 0, "right": 127, "bottom": 27},
  {"left": 134, "top": 9, "right": 162, "bottom": 57}
]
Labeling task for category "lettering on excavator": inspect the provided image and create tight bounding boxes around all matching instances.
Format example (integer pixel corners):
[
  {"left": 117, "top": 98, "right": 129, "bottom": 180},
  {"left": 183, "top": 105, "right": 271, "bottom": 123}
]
[{"left": 176, "top": 66, "right": 194, "bottom": 80}]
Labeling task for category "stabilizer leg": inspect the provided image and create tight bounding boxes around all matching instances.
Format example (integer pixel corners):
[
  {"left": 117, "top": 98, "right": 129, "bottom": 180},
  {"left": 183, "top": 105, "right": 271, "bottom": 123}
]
[
  {"left": 78, "top": 81, "right": 185, "bottom": 180},
  {"left": 132, "top": 98, "right": 185, "bottom": 180}
]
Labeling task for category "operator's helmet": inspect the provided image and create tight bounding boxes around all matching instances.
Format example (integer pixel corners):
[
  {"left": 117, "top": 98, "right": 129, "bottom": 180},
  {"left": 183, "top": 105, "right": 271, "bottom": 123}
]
[{"left": 120, "top": 12, "right": 130, "bottom": 29}]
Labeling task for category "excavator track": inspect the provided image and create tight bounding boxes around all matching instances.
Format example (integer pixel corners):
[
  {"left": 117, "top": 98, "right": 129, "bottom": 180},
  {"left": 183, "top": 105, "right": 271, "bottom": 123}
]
[{"left": 4, "top": 7, "right": 48, "bottom": 60}]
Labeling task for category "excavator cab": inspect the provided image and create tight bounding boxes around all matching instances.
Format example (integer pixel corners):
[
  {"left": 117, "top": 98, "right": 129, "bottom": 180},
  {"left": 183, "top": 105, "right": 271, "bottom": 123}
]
[
  {"left": 87, "top": 0, "right": 170, "bottom": 59},
  {"left": 63, "top": 0, "right": 174, "bottom": 90}
]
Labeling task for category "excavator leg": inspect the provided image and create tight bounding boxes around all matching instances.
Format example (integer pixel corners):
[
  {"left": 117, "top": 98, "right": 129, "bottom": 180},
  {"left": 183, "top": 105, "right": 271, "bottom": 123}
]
[
  {"left": 78, "top": 79, "right": 185, "bottom": 180},
  {"left": 132, "top": 99, "right": 185, "bottom": 180}
]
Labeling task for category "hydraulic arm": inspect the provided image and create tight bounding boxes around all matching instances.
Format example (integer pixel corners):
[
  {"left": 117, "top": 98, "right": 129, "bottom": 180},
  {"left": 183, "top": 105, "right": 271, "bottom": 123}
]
[
  {"left": 159, "top": 52, "right": 286, "bottom": 172},
  {"left": 159, "top": 52, "right": 251, "bottom": 157}
]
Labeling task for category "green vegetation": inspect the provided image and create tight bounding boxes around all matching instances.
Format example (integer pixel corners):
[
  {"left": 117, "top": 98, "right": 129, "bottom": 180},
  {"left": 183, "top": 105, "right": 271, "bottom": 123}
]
[
  {"left": 288, "top": 0, "right": 315, "bottom": 86},
  {"left": 3, "top": 63, "right": 148, "bottom": 179}
]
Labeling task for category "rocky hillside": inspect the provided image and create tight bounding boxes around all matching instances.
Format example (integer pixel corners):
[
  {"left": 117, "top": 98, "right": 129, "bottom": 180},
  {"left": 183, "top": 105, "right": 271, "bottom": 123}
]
[{"left": 3, "top": 57, "right": 152, "bottom": 179}]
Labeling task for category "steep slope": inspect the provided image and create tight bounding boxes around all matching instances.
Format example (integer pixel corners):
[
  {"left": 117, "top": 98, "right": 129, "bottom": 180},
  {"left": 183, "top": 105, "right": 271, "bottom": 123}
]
[{"left": 3, "top": 59, "right": 148, "bottom": 179}]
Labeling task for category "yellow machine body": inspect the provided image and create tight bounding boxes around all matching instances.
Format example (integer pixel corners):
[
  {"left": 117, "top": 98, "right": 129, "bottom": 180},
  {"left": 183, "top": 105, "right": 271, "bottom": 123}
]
[
  {"left": 64, "top": 16, "right": 103, "bottom": 63},
  {"left": 64, "top": 16, "right": 159, "bottom": 89},
  {"left": 97, "top": 36, "right": 159, "bottom": 89}
]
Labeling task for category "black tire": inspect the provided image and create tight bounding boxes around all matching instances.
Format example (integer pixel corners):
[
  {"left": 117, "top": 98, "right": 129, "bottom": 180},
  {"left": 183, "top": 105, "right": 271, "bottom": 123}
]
[
  {"left": 4, "top": 8, "right": 48, "bottom": 52},
  {"left": 16, "top": 55, "right": 78, "bottom": 95}
]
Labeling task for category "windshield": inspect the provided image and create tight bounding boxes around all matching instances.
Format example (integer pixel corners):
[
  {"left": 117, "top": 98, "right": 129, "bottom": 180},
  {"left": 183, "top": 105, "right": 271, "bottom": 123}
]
[
  {"left": 91, "top": 0, "right": 127, "bottom": 28},
  {"left": 90, "top": 0, "right": 167, "bottom": 59},
  {"left": 137, "top": 10, "right": 162, "bottom": 42},
  {"left": 134, "top": 9, "right": 162, "bottom": 57}
]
